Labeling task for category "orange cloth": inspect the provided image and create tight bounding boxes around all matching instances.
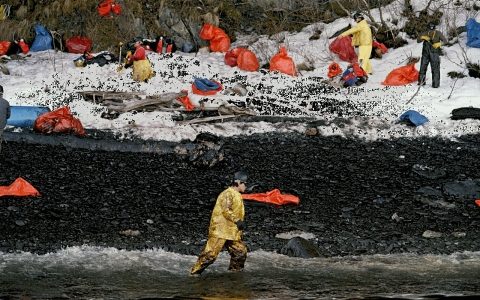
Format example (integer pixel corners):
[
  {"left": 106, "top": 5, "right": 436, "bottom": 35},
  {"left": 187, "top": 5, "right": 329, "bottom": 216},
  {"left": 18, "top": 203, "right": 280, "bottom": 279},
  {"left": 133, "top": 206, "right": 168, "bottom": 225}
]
[
  {"left": 0, "top": 178, "right": 41, "bottom": 197},
  {"left": 242, "top": 189, "right": 299, "bottom": 205}
]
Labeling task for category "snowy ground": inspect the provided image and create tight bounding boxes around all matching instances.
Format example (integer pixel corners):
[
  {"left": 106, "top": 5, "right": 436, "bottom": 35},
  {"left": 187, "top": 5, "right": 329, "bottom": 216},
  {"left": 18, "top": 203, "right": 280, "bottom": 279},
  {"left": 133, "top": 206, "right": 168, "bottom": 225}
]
[{"left": 1, "top": 0, "right": 479, "bottom": 143}]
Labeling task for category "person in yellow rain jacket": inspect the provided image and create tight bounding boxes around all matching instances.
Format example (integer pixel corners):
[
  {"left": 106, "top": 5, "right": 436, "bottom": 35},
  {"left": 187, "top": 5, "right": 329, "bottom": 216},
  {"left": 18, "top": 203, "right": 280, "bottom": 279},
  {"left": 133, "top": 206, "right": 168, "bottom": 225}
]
[
  {"left": 416, "top": 22, "right": 448, "bottom": 88},
  {"left": 341, "top": 13, "right": 373, "bottom": 74},
  {"left": 190, "top": 171, "right": 253, "bottom": 275}
]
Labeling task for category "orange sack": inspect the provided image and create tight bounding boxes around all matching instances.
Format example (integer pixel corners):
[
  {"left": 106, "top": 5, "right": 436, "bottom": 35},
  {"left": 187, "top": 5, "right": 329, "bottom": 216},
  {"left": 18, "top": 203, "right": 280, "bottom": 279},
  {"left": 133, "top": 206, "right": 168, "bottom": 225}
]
[
  {"left": 199, "top": 24, "right": 230, "bottom": 52},
  {"left": 381, "top": 63, "right": 419, "bottom": 86},
  {"left": 33, "top": 106, "right": 86, "bottom": 136},
  {"left": 269, "top": 46, "right": 297, "bottom": 76},
  {"left": 242, "top": 189, "right": 300, "bottom": 205},
  {"left": 0, "top": 178, "right": 41, "bottom": 197},
  {"left": 237, "top": 48, "right": 259, "bottom": 72}
]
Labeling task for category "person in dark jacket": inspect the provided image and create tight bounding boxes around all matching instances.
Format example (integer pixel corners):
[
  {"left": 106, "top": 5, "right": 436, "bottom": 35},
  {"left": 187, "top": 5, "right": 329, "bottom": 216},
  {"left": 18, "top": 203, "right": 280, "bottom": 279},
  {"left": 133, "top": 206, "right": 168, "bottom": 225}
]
[
  {"left": 417, "top": 22, "right": 448, "bottom": 88},
  {"left": 0, "top": 85, "right": 11, "bottom": 153}
]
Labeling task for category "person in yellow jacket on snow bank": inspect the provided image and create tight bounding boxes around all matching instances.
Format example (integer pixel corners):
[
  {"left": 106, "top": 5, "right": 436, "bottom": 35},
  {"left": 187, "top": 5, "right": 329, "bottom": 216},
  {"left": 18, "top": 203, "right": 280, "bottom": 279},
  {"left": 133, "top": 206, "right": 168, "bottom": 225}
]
[
  {"left": 341, "top": 13, "right": 373, "bottom": 74},
  {"left": 190, "top": 171, "right": 253, "bottom": 275}
]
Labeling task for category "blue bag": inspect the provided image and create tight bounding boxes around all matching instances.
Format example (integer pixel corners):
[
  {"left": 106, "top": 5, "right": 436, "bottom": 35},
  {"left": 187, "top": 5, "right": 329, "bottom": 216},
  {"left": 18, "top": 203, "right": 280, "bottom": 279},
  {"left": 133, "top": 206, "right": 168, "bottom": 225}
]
[
  {"left": 399, "top": 110, "right": 429, "bottom": 126},
  {"left": 193, "top": 77, "right": 220, "bottom": 91},
  {"left": 30, "top": 25, "right": 53, "bottom": 52}
]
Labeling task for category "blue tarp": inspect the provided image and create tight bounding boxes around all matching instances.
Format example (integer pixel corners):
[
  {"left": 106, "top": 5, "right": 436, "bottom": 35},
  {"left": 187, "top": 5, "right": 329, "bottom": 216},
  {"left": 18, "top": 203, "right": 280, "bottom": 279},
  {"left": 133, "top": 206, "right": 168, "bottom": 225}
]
[
  {"left": 466, "top": 18, "right": 480, "bottom": 48},
  {"left": 400, "top": 110, "right": 429, "bottom": 126},
  {"left": 30, "top": 25, "right": 53, "bottom": 52}
]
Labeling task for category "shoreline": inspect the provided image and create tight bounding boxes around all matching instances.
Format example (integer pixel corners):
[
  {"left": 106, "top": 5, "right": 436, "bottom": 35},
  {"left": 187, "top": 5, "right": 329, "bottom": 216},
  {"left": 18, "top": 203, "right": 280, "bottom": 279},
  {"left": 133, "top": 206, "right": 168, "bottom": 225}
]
[{"left": 1, "top": 130, "right": 479, "bottom": 256}]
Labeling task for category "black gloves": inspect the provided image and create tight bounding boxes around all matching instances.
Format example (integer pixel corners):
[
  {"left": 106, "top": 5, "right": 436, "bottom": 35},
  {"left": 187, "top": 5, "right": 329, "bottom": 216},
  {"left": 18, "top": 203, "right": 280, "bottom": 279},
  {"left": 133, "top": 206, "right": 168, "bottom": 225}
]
[{"left": 236, "top": 220, "right": 245, "bottom": 231}]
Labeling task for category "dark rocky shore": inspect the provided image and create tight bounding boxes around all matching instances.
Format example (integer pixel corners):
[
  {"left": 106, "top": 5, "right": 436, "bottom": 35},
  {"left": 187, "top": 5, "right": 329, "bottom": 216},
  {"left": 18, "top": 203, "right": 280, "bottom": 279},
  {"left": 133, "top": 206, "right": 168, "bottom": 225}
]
[{"left": 1, "top": 129, "right": 480, "bottom": 257}]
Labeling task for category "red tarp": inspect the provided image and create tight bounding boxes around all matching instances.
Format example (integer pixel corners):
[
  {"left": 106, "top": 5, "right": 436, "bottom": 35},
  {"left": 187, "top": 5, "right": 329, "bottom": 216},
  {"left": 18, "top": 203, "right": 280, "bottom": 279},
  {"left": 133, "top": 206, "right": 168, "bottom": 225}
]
[
  {"left": 33, "top": 106, "right": 86, "bottom": 136},
  {"left": 0, "top": 178, "right": 41, "bottom": 197},
  {"left": 242, "top": 189, "right": 300, "bottom": 205},
  {"left": 269, "top": 46, "right": 297, "bottom": 76},
  {"left": 381, "top": 63, "right": 419, "bottom": 86},
  {"left": 329, "top": 36, "right": 357, "bottom": 63}
]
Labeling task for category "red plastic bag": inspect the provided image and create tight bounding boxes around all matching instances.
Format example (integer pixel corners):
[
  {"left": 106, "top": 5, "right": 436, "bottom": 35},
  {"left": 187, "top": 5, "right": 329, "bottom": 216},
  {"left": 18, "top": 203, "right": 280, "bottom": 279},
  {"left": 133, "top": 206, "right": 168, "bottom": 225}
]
[
  {"left": 0, "top": 41, "right": 11, "bottom": 56},
  {"left": 329, "top": 36, "right": 358, "bottom": 63},
  {"left": 111, "top": 2, "right": 122, "bottom": 15},
  {"left": 191, "top": 80, "right": 223, "bottom": 95},
  {"left": 352, "top": 62, "right": 368, "bottom": 77},
  {"left": 224, "top": 48, "right": 243, "bottom": 67},
  {"left": 269, "top": 46, "right": 297, "bottom": 76},
  {"left": 98, "top": 0, "right": 113, "bottom": 17},
  {"left": 372, "top": 40, "right": 388, "bottom": 54},
  {"left": 242, "top": 189, "right": 300, "bottom": 205},
  {"left": 177, "top": 90, "right": 195, "bottom": 111},
  {"left": 475, "top": 200, "right": 480, "bottom": 207},
  {"left": 237, "top": 49, "right": 259, "bottom": 72},
  {"left": 0, "top": 178, "right": 41, "bottom": 197},
  {"left": 328, "top": 62, "right": 342, "bottom": 78},
  {"left": 17, "top": 39, "right": 29, "bottom": 54},
  {"left": 381, "top": 64, "right": 419, "bottom": 86},
  {"left": 34, "top": 106, "right": 86, "bottom": 136},
  {"left": 65, "top": 36, "right": 92, "bottom": 54},
  {"left": 199, "top": 24, "right": 230, "bottom": 52}
]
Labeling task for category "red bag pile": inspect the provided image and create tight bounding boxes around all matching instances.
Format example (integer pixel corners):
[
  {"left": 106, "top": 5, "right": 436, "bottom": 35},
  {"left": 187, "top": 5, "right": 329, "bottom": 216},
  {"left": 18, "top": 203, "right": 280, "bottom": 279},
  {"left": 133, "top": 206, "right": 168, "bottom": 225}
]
[
  {"left": 199, "top": 24, "right": 230, "bottom": 52},
  {"left": 269, "top": 46, "right": 297, "bottom": 76},
  {"left": 224, "top": 47, "right": 259, "bottom": 72},
  {"left": 33, "top": 106, "right": 86, "bottom": 136},
  {"left": 66, "top": 36, "right": 92, "bottom": 54}
]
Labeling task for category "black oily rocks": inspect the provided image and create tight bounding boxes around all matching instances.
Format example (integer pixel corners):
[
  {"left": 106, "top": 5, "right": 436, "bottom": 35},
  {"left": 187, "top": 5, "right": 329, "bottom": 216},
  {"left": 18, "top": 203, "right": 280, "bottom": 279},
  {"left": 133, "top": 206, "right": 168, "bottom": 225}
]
[{"left": 0, "top": 132, "right": 480, "bottom": 256}]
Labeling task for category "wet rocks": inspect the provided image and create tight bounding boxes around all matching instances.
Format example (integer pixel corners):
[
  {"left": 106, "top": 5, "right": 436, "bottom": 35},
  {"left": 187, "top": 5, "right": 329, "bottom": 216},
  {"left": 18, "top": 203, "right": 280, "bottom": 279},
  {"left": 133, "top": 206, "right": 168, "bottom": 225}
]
[
  {"left": 280, "top": 237, "right": 322, "bottom": 258},
  {"left": 0, "top": 131, "right": 480, "bottom": 257}
]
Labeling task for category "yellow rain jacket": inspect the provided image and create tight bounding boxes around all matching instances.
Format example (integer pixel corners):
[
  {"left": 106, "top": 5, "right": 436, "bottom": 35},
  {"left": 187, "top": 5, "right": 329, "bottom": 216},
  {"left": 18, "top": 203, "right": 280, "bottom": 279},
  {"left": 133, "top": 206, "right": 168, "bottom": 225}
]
[
  {"left": 341, "top": 19, "right": 373, "bottom": 74},
  {"left": 132, "top": 59, "right": 155, "bottom": 82},
  {"left": 208, "top": 187, "right": 244, "bottom": 241}
]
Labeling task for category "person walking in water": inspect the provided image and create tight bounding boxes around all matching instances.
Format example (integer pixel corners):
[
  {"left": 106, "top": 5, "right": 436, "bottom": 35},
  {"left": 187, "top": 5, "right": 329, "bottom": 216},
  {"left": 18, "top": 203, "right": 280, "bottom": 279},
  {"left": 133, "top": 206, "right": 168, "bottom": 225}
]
[{"left": 190, "top": 171, "right": 252, "bottom": 275}]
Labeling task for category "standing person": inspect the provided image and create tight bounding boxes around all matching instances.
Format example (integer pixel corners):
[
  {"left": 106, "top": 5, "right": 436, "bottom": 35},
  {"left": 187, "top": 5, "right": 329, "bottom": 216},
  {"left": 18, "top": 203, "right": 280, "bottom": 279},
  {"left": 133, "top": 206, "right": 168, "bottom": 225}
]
[
  {"left": 340, "top": 13, "right": 373, "bottom": 75},
  {"left": 0, "top": 85, "right": 11, "bottom": 154},
  {"left": 127, "top": 37, "right": 154, "bottom": 82},
  {"left": 190, "top": 171, "right": 252, "bottom": 275},
  {"left": 417, "top": 22, "right": 448, "bottom": 88}
]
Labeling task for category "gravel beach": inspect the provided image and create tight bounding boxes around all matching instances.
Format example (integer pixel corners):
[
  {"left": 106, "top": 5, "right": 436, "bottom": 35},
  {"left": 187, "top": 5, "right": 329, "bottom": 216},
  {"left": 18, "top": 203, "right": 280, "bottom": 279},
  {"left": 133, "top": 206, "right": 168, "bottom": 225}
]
[{"left": 1, "top": 129, "right": 480, "bottom": 257}]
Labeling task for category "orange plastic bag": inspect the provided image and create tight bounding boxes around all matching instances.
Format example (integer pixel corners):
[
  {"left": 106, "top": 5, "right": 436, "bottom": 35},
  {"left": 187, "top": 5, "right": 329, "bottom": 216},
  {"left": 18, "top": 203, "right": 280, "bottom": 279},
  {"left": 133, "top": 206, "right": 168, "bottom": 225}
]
[
  {"left": 381, "top": 64, "right": 419, "bottom": 86},
  {"left": 329, "top": 36, "right": 357, "bottom": 63},
  {"left": 242, "top": 189, "right": 300, "bottom": 205},
  {"left": 17, "top": 39, "right": 29, "bottom": 54},
  {"left": 269, "top": 46, "right": 297, "bottom": 76},
  {"left": 199, "top": 24, "right": 230, "bottom": 52},
  {"left": 237, "top": 49, "right": 259, "bottom": 72},
  {"left": 475, "top": 200, "right": 480, "bottom": 207},
  {"left": 327, "top": 62, "right": 342, "bottom": 78},
  {"left": 34, "top": 106, "right": 86, "bottom": 136},
  {"left": 0, "top": 41, "right": 11, "bottom": 56},
  {"left": 177, "top": 90, "right": 195, "bottom": 111},
  {"left": 0, "top": 178, "right": 41, "bottom": 197}
]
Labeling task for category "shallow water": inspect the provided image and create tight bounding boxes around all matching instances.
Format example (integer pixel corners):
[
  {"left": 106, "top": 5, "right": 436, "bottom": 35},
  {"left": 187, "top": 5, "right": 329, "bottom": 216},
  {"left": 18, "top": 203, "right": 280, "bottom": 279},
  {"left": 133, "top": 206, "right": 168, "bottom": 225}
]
[{"left": 1, "top": 247, "right": 479, "bottom": 299}]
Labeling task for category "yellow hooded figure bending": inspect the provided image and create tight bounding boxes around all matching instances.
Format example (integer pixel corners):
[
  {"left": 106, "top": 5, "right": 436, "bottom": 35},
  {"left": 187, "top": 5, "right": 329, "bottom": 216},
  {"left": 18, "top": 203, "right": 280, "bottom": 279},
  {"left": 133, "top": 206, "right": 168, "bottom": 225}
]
[
  {"left": 341, "top": 13, "right": 373, "bottom": 74},
  {"left": 190, "top": 171, "right": 252, "bottom": 275}
]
